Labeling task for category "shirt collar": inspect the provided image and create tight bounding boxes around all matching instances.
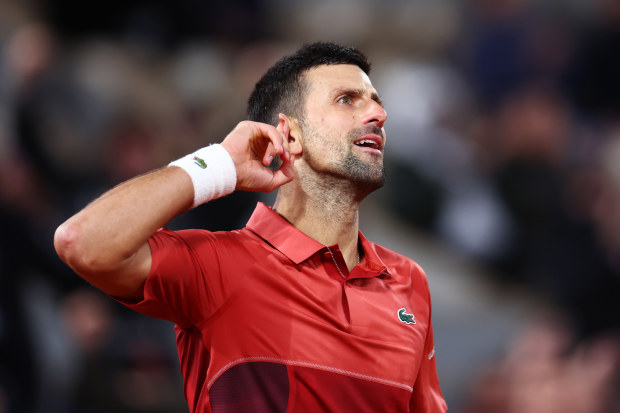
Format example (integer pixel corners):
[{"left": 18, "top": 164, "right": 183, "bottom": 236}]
[
  {"left": 245, "top": 202, "right": 324, "bottom": 264},
  {"left": 245, "top": 203, "right": 390, "bottom": 276},
  {"left": 356, "top": 231, "right": 390, "bottom": 277}
]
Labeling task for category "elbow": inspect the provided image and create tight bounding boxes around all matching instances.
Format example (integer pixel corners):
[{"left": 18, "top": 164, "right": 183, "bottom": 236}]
[
  {"left": 54, "top": 221, "right": 85, "bottom": 270},
  {"left": 54, "top": 220, "right": 102, "bottom": 275}
]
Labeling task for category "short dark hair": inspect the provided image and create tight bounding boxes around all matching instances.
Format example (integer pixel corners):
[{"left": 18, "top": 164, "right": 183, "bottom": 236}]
[{"left": 246, "top": 42, "right": 371, "bottom": 125}]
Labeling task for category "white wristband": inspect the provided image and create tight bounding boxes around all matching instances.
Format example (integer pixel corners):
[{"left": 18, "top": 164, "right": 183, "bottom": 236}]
[{"left": 168, "top": 144, "right": 237, "bottom": 208}]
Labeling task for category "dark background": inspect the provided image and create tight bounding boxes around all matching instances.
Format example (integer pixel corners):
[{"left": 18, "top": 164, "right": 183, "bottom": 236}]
[{"left": 1, "top": 0, "right": 619, "bottom": 411}]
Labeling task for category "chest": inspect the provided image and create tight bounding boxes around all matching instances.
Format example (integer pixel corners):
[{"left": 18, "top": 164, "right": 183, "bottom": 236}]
[{"left": 204, "top": 250, "right": 430, "bottom": 388}]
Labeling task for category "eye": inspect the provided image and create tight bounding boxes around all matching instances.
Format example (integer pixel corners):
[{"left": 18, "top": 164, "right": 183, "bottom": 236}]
[{"left": 337, "top": 95, "right": 353, "bottom": 105}]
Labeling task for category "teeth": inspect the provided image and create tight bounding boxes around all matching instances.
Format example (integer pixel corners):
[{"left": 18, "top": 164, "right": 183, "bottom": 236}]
[{"left": 355, "top": 139, "right": 378, "bottom": 148}]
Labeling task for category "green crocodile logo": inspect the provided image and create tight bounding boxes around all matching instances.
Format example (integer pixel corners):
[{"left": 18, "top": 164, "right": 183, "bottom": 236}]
[
  {"left": 193, "top": 156, "right": 207, "bottom": 169},
  {"left": 398, "top": 308, "right": 416, "bottom": 325}
]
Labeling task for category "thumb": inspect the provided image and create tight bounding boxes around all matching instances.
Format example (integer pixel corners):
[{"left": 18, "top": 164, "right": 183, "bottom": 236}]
[{"left": 269, "top": 153, "right": 295, "bottom": 189}]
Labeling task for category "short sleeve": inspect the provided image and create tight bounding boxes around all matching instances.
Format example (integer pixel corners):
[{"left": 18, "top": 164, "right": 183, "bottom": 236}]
[{"left": 117, "top": 227, "right": 221, "bottom": 328}]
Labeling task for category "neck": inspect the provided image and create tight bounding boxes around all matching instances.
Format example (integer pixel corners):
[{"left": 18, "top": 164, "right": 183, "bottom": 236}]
[{"left": 273, "top": 174, "right": 363, "bottom": 271}]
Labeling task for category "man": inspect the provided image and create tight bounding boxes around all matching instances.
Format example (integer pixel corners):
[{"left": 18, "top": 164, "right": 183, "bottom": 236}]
[{"left": 55, "top": 42, "right": 447, "bottom": 412}]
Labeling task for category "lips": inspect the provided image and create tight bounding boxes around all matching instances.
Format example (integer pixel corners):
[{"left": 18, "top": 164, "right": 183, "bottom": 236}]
[{"left": 353, "top": 134, "right": 384, "bottom": 151}]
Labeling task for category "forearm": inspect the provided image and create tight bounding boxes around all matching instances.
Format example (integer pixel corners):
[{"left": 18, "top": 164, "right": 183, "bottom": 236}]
[
  {"left": 54, "top": 121, "right": 292, "bottom": 299},
  {"left": 54, "top": 166, "right": 193, "bottom": 275}
]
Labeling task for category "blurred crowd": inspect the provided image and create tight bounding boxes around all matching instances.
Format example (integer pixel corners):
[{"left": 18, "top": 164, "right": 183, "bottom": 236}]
[{"left": 0, "top": 0, "right": 619, "bottom": 412}]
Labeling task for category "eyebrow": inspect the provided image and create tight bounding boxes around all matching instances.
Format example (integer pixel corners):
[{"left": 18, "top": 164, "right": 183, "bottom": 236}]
[{"left": 334, "top": 88, "right": 384, "bottom": 107}]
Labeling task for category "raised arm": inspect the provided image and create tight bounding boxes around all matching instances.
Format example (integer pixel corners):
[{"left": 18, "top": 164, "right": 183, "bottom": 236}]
[{"left": 54, "top": 120, "right": 293, "bottom": 301}]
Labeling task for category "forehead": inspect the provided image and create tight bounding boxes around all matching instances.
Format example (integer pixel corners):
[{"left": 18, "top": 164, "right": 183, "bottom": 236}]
[{"left": 303, "top": 64, "right": 377, "bottom": 97}]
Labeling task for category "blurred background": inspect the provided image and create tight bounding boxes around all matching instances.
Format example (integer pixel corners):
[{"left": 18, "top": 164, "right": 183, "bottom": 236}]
[{"left": 1, "top": 0, "right": 619, "bottom": 411}]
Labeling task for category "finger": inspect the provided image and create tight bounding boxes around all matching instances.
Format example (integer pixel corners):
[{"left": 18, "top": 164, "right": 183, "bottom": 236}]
[
  {"left": 269, "top": 158, "right": 295, "bottom": 189},
  {"left": 272, "top": 152, "right": 296, "bottom": 187},
  {"left": 279, "top": 153, "right": 295, "bottom": 179},
  {"left": 256, "top": 122, "right": 290, "bottom": 163},
  {"left": 252, "top": 122, "right": 285, "bottom": 156},
  {"left": 262, "top": 142, "right": 276, "bottom": 166},
  {"left": 276, "top": 114, "right": 291, "bottom": 161},
  {"left": 276, "top": 123, "right": 290, "bottom": 162}
]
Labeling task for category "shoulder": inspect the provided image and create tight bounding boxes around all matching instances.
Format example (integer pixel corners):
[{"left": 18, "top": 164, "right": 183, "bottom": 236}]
[
  {"left": 149, "top": 226, "right": 264, "bottom": 253},
  {"left": 369, "top": 240, "right": 421, "bottom": 267},
  {"left": 369, "top": 241, "right": 429, "bottom": 283}
]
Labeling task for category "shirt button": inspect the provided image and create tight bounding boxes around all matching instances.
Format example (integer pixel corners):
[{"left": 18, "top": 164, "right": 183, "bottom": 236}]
[{"left": 324, "top": 251, "right": 332, "bottom": 259}]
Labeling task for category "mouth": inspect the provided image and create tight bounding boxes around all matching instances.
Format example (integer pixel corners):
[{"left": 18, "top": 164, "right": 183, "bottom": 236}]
[{"left": 353, "top": 134, "right": 384, "bottom": 152}]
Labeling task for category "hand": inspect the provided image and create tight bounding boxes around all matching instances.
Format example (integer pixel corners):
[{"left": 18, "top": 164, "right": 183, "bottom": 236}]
[{"left": 221, "top": 120, "right": 295, "bottom": 192}]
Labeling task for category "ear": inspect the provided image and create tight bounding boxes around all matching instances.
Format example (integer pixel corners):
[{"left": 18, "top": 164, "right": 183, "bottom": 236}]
[{"left": 278, "top": 113, "right": 303, "bottom": 156}]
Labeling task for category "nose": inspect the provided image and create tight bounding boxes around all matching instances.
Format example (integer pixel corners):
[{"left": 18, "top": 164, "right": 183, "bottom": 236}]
[{"left": 362, "top": 99, "right": 387, "bottom": 128}]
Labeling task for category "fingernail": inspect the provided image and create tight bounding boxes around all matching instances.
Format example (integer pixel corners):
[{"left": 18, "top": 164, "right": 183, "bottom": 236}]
[{"left": 266, "top": 155, "right": 273, "bottom": 164}]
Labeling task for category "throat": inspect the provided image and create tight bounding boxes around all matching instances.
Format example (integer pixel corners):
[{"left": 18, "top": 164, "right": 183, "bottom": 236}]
[
  {"left": 273, "top": 170, "right": 362, "bottom": 251},
  {"left": 274, "top": 194, "right": 360, "bottom": 251},
  {"left": 301, "top": 205, "right": 359, "bottom": 245}
]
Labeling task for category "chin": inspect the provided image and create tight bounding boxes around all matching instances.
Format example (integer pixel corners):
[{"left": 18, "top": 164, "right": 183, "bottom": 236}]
[
  {"left": 344, "top": 154, "right": 384, "bottom": 183},
  {"left": 360, "top": 175, "right": 385, "bottom": 192},
  {"left": 347, "top": 164, "right": 385, "bottom": 194}
]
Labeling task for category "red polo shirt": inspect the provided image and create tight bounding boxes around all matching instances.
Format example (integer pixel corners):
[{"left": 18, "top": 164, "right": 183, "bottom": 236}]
[{"left": 122, "top": 202, "right": 447, "bottom": 412}]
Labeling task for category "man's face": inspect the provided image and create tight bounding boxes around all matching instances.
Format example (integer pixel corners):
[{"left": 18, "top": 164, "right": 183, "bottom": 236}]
[{"left": 298, "top": 64, "right": 387, "bottom": 191}]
